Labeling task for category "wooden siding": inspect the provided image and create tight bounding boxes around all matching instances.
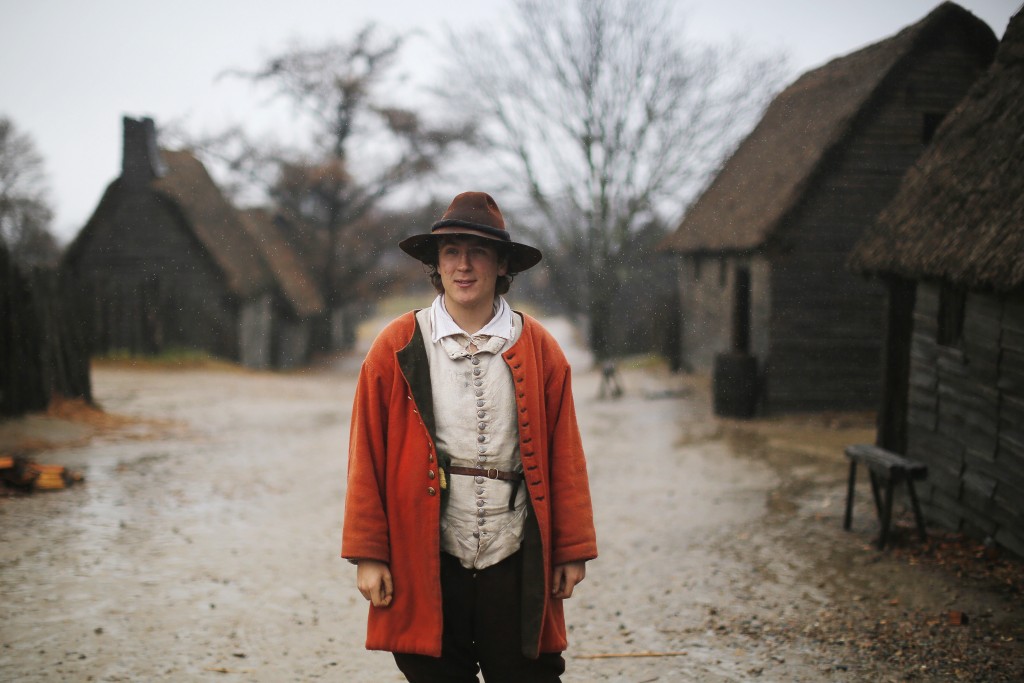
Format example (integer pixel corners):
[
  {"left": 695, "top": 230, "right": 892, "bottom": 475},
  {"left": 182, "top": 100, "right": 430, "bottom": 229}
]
[
  {"left": 907, "top": 282, "right": 1024, "bottom": 557},
  {"left": 274, "top": 315, "right": 313, "bottom": 369},
  {"left": 765, "top": 36, "right": 988, "bottom": 413},
  {"left": 239, "top": 294, "right": 273, "bottom": 369},
  {"left": 70, "top": 192, "right": 247, "bottom": 360}
]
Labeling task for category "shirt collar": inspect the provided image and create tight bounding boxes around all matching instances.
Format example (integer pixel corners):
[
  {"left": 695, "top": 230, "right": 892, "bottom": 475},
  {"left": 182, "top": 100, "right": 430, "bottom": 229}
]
[{"left": 429, "top": 294, "right": 515, "bottom": 344}]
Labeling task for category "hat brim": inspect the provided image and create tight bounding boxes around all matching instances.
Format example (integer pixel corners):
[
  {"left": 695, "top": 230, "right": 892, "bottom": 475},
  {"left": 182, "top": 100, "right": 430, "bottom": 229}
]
[{"left": 399, "top": 230, "right": 543, "bottom": 272}]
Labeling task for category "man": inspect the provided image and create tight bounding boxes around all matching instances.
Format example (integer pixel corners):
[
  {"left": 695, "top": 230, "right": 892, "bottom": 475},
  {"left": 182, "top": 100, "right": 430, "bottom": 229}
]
[{"left": 342, "top": 191, "right": 598, "bottom": 682}]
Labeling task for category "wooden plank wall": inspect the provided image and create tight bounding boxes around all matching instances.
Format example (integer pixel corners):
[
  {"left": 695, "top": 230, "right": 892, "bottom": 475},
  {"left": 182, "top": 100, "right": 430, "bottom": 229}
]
[
  {"left": 765, "top": 37, "right": 990, "bottom": 413},
  {"left": 69, "top": 192, "right": 244, "bottom": 361},
  {"left": 907, "top": 283, "right": 1024, "bottom": 557}
]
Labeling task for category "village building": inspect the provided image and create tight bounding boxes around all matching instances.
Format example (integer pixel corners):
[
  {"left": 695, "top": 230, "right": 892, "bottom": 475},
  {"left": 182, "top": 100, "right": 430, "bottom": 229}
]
[
  {"left": 658, "top": 3, "right": 996, "bottom": 414},
  {"left": 848, "top": 7, "right": 1024, "bottom": 557},
  {"left": 239, "top": 208, "right": 325, "bottom": 368},
  {"left": 64, "top": 117, "right": 322, "bottom": 369}
]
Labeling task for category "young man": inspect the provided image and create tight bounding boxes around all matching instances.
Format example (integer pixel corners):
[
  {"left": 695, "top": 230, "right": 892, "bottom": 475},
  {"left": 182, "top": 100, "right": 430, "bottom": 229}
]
[{"left": 342, "top": 191, "right": 598, "bottom": 682}]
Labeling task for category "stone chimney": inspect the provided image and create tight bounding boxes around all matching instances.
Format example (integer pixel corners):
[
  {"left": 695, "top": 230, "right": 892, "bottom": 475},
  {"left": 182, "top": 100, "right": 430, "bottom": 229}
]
[{"left": 121, "top": 116, "right": 166, "bottom": 186}]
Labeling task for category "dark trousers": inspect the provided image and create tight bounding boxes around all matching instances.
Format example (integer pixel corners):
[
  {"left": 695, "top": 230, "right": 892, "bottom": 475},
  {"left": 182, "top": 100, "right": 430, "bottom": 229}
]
[{"left": 393, "top": 551, "right": 565, "bottom": 683}]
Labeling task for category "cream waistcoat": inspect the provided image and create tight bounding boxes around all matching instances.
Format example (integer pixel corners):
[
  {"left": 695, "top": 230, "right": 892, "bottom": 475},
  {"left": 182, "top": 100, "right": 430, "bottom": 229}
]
[{"left": 416, "top": 305, "right": 526, "bottom": 570}]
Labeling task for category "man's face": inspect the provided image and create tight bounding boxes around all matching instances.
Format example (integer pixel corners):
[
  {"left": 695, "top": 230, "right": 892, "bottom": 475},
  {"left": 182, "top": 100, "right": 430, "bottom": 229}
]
[{"left": 437, "top": 235, "right": 508, "bottom": 310}]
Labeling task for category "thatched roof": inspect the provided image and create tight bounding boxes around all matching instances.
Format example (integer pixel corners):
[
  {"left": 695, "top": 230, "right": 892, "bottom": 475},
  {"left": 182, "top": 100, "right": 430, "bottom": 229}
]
[
  {"left": 660, "top": 2, "right": 996, "bottom": 255},
  {"left": 849, "top": 8, "right": 1024, "bottom": 292},
  {"left": 152, "top": 151, "right": 273, "bottom": 298},
  {"left": 67, "top": 148, "right": 273, "bottom": 299},
  {"left": 239, "top": 208, "right": 325, "bottom": 318}
]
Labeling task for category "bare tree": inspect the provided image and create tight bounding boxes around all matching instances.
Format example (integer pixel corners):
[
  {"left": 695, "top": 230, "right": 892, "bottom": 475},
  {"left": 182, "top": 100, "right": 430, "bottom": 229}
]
[
  {"left": 444, "top": 0, "right": 786, "bottom": 358},
  {"left": 0, "top": 116, "right": 59, "bottom": 267},
  {"left": 180, "top": 24, "right": 473, "bottom": 332}
]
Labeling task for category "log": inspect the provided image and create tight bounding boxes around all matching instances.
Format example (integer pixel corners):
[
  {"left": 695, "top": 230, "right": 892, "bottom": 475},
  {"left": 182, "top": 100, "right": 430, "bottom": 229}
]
[
  {"left": 0, "top": 455, "right": 82, "bottom": 491},
  {"left": 27, "top": 463, "right": 67, "bottom": 490}
]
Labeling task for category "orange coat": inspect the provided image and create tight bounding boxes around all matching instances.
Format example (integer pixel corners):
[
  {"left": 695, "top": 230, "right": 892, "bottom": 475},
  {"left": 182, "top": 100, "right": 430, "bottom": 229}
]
[{"left": 341, "top": 311, "right": 598, "bottom": 657}]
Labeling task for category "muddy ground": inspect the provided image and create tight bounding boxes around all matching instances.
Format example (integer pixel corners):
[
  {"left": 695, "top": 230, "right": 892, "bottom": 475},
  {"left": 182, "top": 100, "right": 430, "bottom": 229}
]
[{"left": 1, "top": 317, "right": 1022, "bottom": 682}]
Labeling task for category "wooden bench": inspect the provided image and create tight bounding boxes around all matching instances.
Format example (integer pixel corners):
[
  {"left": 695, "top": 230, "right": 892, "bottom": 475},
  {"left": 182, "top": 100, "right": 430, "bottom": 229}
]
[{"left": 843, "top": 443, "right": 928, "bottom": 549}]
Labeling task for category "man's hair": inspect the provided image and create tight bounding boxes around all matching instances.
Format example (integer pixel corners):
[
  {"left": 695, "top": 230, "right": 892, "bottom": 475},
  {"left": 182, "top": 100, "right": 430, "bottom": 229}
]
[{"left": 426, "top": 235, "right": 515, "bottom": 295}]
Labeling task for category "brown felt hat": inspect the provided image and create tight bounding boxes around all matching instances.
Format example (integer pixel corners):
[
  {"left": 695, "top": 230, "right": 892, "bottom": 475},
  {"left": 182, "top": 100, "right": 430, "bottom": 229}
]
[{"left": 399, "top": 191, "right": 542, "bottom": 272}]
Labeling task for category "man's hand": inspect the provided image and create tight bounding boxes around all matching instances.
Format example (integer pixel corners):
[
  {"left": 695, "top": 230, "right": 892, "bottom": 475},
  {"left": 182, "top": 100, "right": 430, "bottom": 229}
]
[
  {"left": 356, "top": 560, "right": 394, "bottom": 608},
  {"left": 551, "top": 561, "right": 586, "bottom": 599}
]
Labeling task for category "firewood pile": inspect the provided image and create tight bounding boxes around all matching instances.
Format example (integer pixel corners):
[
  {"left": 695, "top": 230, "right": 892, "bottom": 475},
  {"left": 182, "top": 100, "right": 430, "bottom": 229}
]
[{"left": 0, "top": 454, "right": 83, "bottom": 492}]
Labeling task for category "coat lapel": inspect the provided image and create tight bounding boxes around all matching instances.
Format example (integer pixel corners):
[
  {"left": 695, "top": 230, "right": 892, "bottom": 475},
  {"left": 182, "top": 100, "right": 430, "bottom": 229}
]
[{"left": 396, "top": 317, "right": 436, "bottom": 440}]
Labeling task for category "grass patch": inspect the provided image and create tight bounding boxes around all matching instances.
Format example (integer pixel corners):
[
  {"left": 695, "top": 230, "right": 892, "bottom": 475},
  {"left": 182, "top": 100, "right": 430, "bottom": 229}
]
[
  {"left": 92, "top": 348, "right": 244, "bottom": 371},
  {"left": 613, "top": 353, "right": 669, "bottom": 370}
]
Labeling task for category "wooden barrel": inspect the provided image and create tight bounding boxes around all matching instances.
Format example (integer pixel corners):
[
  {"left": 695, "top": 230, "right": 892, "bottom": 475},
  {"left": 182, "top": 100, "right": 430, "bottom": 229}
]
[{"left": 712, "top": 351, "right": 758, "bottom": 418}]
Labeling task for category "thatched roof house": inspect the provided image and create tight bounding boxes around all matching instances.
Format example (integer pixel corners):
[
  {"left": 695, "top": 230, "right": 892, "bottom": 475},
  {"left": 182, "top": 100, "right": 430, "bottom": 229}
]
[
  {"left": 64, "top": 117, "right": 309, "bottom": 368},
  {"left": 849, "top": 17, "right": 1024, "bottom": 289},
  {"left": 662, "top": 3, "right": 996, "bottom": 256},
  {"left": 239, "top": 208, "right": 324, "bottom": 320},
  {"left": 848, "top": 8, "right": 1024, "bottom": 556},
  {"left": 660, "top": 2, "right": 996, "bottom": 414},
  {"left": 240, "top": 208, "right": 326, "bottom": 367},
  {"left": 149, "top": 150, "right": 273, "bottom": 296}
]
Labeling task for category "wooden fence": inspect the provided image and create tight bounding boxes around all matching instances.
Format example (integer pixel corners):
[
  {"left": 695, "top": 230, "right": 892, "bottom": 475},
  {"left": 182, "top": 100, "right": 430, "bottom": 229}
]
[{"left": 0, "top": 245, "right": 91, "bottom": 416}]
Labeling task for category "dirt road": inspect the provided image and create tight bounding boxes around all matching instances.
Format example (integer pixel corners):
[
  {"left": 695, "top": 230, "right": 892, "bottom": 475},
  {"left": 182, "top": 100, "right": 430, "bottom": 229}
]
[{"left": 2, "top": 318, "right": 1021, "bottom": 682}]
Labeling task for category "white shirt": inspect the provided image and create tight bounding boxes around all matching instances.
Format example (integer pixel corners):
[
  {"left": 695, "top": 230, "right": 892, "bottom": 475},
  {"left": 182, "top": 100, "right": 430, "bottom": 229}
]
[{"left": 418, "top": 296, "right": 526, "bottom": 570}]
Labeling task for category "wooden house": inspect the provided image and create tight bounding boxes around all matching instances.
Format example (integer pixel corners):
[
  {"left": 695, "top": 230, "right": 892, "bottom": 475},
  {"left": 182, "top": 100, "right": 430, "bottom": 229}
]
[
  {"left": 239, "top": 208, "right": 325, "bottom": 368},
  {"left": 848, "top": 7, "right": 1024, "bottom": 557},
  {"left": 65, "top": 117, "right": 287, "bottom": 368},
  {"left": 659, "top": 3, "right": 996, "bottom": 413}
]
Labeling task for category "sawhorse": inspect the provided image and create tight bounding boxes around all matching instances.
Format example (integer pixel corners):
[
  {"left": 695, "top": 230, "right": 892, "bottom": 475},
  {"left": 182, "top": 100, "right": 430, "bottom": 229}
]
[{"left": 843, "top": 443, "right": 928, "bottom": 550}]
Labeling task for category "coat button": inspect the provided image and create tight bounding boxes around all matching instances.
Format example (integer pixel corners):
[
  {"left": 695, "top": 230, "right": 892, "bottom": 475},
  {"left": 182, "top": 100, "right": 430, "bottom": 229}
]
[
  {"left": 477, "top": 410, "right": 486, "bottom": 419},
  {"left": 471, "top": 357, "right": 480, "bottom": 365},
  {"left": 428, "top": 470, "right": 435, "bottom": 479},
  {"left": 476, "top": 399, "right": 484, "bottom": 407},
  {"left": 475, "top": 476, "right": 485, "bottom": 484},
  {"left": 477, "top": 435, "right": 486, "bottom": 443},
  {"left": 478, "top": 422, "right": 487, "bottom": 430},
  {"left": 427, "top": 487, "right": 436, "bottom": 496},
  {"left": 476, "top": 499, "right": 485, "bottom": 507},
  {"left": 473, "top": 368, "right": 481, "bottom": 376}
]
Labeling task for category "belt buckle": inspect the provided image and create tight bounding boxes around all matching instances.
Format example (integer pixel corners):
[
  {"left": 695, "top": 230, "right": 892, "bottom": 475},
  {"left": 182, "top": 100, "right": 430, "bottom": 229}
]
[{"left": 486, "top": 468, "right": 499, "bottom": 479}]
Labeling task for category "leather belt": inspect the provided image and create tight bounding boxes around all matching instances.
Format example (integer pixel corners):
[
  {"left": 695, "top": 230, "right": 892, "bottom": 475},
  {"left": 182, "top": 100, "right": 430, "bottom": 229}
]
[{"left": 448, "top": 466, "right": 524, "bottom": 482}]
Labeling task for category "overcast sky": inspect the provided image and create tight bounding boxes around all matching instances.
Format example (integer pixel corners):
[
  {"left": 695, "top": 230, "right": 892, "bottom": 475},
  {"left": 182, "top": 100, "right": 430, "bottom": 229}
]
[{"left": 1, "top": 0, "right": 1019, "bottom": 242}]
